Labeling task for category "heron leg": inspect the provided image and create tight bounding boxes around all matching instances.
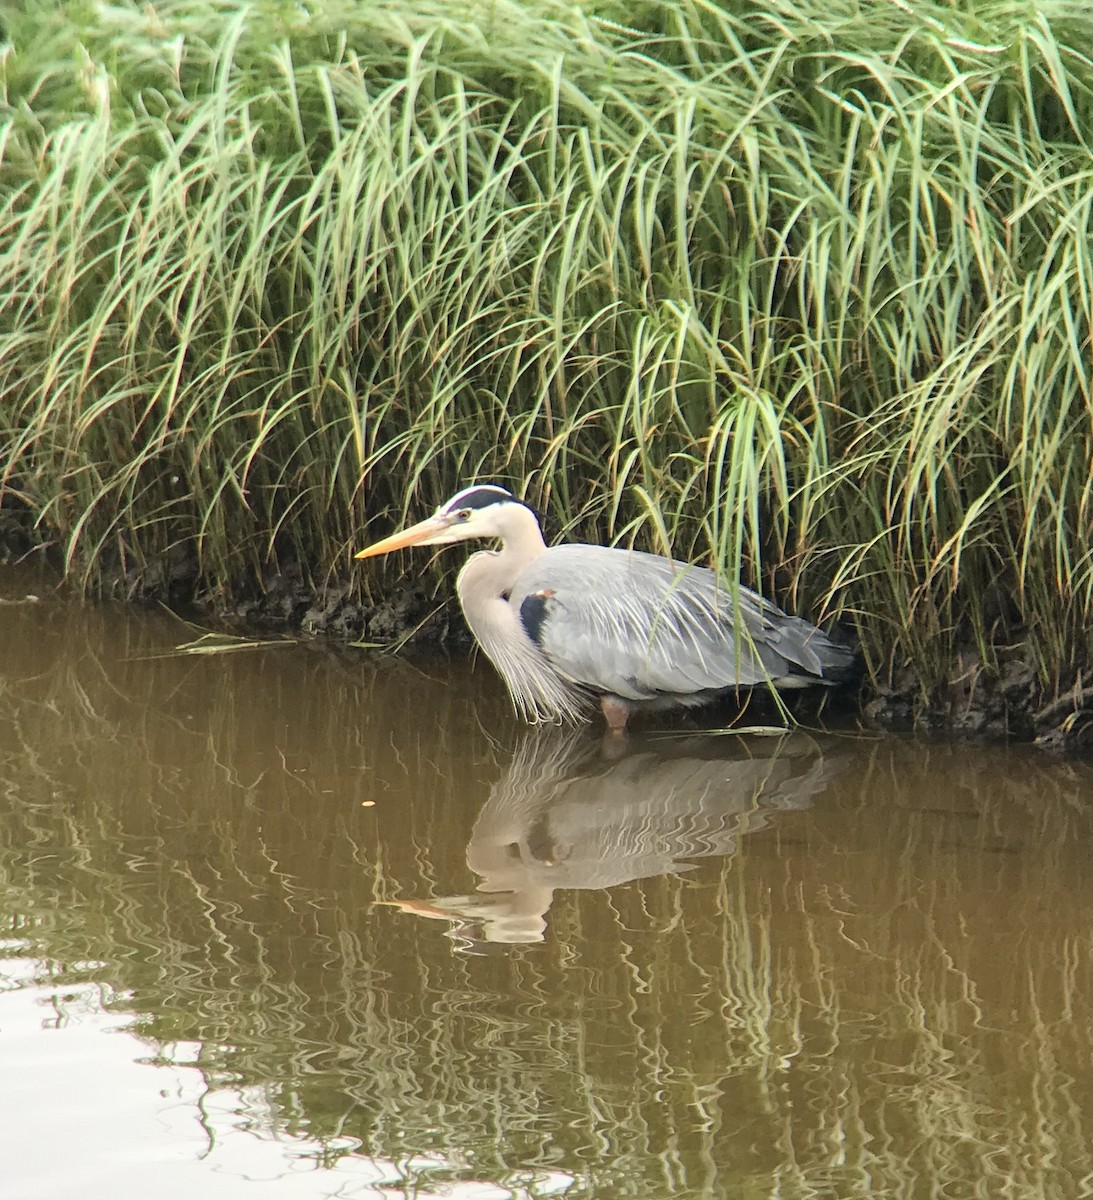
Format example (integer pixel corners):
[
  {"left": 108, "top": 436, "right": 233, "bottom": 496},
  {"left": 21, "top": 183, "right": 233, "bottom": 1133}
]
[{"left": 599, "top": 695, "right": 631, "bottom": 735}]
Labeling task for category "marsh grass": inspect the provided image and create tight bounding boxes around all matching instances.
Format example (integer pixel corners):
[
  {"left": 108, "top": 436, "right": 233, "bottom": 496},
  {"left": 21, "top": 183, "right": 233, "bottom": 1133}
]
[{"left": 2, "top": 0, "right": 1093, "bottom": 709}]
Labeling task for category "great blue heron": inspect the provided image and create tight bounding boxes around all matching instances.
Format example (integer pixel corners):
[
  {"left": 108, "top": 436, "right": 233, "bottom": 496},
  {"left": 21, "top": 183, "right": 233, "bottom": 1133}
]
[{"left": 355, "top": 484, "right": 857, "bottom": 732}]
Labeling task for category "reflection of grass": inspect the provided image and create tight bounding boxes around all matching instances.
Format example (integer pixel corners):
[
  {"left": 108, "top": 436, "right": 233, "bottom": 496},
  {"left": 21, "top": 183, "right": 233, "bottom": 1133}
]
[
  {"left": 1, "top": 593, "right": 1093, "bottom": 1194},
  {"left": 3, "top": 2, "right": 1093, "bottom": 707},
  {"left": 164, "top": 631, "right": 296, "bottom": 656}
]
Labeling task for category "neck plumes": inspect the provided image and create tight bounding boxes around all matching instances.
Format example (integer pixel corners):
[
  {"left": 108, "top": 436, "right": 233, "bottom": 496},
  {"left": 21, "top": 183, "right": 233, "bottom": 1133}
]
[{"left": 455, "top": 504, "right": 586, "bottom": 724}]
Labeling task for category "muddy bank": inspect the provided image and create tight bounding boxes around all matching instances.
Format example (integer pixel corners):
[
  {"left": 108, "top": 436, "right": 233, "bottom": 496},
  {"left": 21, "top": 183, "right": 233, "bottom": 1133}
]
[
  {"left": 204, "top": 576, "right": 1093, "bottom": 754},
  {"left": 179, "top": 572, "right": 1093, "bottom": 754},
  {"left": 169, "top": 552, "right": 1087, "bottom": 752},
  {"left": 4, "top": 534, "right": 1089, "bottom": 752}
]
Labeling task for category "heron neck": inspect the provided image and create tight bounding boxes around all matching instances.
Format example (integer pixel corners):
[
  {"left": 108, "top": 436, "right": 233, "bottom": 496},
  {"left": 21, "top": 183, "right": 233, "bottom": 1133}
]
[
  {"left": 453, "top": 512, "right": 587, "bottom": 724},
  {"left": 458, "top": 539, "right": 544, "bottom": 603},
  {"left": 459, "top": 504, "right": 547, "bottom": 599},
  {"left": 455, "top": 516, "right": 545, "bottom": 688}
]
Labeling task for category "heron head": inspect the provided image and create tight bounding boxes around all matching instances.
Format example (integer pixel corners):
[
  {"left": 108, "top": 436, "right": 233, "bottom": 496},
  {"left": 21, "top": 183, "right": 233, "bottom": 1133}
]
[{"left": 354, "top": 484, "right": 520, "bottom": 559}]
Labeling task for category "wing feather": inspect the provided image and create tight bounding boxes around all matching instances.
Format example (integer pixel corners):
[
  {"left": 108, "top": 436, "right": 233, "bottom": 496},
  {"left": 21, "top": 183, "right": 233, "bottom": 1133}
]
[{"left": 511, "top": 545, "right": 812, "bottom": 700}]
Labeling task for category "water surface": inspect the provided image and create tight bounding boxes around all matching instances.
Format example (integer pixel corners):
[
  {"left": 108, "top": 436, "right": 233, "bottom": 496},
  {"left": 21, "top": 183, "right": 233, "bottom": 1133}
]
[{"left": 2, "top": 562, "right": 1092, "bottom": 1198}]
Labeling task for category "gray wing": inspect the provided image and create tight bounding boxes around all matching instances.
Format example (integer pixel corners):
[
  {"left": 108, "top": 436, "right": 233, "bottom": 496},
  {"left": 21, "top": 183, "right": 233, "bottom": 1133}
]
[{"left": 511, "top": 544, "right": 846, "bottom": 701}]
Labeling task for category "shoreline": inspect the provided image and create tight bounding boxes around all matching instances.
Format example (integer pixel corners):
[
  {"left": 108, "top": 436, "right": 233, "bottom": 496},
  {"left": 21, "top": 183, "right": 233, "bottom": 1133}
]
[{"left": 7, "top": 537, "right": 1079, "bottom": 752}]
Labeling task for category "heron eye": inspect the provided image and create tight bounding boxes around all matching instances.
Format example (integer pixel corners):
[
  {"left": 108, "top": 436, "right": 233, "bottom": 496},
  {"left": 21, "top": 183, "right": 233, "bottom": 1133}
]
[{"left": 457, "top": 508, "right": 473, "bottom": 520}]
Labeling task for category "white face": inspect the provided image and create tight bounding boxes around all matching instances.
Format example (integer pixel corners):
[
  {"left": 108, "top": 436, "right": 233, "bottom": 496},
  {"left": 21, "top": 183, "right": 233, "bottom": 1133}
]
[
  {"left": 356, "top": 485, "right": 517, "bottom": 559},
  {"left": 427, "top": 502, "right": 509, "bottom": 544},
  {"left": 426, "top": 485, "right": 517, "bottom": 543}
]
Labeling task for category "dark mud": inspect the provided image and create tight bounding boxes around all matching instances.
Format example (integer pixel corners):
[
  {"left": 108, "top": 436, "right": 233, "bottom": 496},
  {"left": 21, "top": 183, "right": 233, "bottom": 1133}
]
[
  {"left": 4, "top": 533, "right": 1090, "bottom": 752},
  {"left": 863, "top": 648, "right": 1052, "bottom": 747}
]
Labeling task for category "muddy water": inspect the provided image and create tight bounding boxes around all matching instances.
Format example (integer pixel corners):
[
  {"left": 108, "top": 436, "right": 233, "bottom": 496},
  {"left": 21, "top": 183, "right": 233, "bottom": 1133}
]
[{"left": 2, "top": 563, "right": 1093, "bottom": 1199}]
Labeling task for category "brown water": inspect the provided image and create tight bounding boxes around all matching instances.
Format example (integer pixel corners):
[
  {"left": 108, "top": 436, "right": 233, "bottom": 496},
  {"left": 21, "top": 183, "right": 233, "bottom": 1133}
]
[{"left": 2, "top": 562, "right": 1093, "bottom": 1199}]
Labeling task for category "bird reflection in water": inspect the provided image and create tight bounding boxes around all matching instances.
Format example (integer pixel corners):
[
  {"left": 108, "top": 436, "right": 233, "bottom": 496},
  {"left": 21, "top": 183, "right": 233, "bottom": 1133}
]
[{"left": 381, "top": 728, "right": 845, "bottom": 949}]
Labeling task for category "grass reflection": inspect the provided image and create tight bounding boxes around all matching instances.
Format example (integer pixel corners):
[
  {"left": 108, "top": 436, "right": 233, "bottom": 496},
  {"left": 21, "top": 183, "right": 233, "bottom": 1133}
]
[{"left": 1, "top": 573, "right": 1092, "bottom": 1197}]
